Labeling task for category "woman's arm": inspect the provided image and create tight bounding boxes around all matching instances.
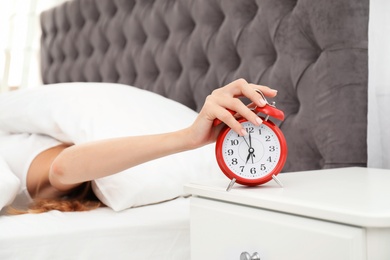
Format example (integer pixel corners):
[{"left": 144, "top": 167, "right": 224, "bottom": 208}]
[
  {"left": 49, "top": 129, "right": 193, "bottom": 190},
  {"left": 46, "top": 79, "right": 277, "bottom": 192}
]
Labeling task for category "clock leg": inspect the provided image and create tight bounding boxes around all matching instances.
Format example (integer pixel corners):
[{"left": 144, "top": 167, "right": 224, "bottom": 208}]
[
  {"left": 272, "top": 175, "right": 284, "bottom": 188},
  {"left": 226, "top": 178, "right": 237, "bottom": 191}
]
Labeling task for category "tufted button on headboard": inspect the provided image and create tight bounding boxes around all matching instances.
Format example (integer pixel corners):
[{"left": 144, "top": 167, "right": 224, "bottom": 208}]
[{"left": 40, "top": 0, "right": 368, "bottom": 172}]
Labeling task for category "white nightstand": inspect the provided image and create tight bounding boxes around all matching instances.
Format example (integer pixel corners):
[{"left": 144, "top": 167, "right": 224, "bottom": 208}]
[{"left": 184, "top": 167, "right": 390, "bottom": 260}]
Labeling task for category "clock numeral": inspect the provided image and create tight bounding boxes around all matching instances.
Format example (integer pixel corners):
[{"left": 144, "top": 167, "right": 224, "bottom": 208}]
[
  {"left": 267, "top": 156, "right": 272, "bottom": 162},
  {"left": 231, "top": 158, "right": 238, "bottom": 165},
  {"left": 239, "top": 166, "right": 257, "bottom": 175},
  {"left": 269, "top": 146, "right": 275, "bottom": 152},
  {"left": 260, "top": 164, "right": 266, "bottom": 171},
  {"left": 237, "top": 127, "right": 255, "bottom": 137},
  {"left": 265, "top": 135, "right": 271, "bottom": 141},
  {"left": 250, "top": 167, "right": 256, "bottom": 174},
  {"left": 245, "top": 127, "right": 254, "bottom": 134},
  {"left": 230, "top": 139, "right": 239, "bottom": 146},
  {"left": 227, "top": 149, "right": 234, "bottom": 156}
]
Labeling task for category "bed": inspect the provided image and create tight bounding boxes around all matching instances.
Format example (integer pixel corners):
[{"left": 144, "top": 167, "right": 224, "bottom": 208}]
[{"left": 0, "top": 0, "right": 368, "bottom": 259}]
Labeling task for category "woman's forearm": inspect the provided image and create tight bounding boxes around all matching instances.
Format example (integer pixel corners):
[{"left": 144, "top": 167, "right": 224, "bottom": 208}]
[{"left": 49, "top": 128, "right": 194, "bottom": 189}]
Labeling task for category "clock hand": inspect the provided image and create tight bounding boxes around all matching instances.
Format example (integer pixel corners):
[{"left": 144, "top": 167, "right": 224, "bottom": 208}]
[
  {"left": 248, "top": 133, "right": 255, "bottom": 163},
  {"left": 246, "top": 152, "right": 251, "bottom": 164},
  {"left": 242, "top": 135, "right": 250, "bottom": 148},
  {"left": 246, "top": 147, "right": 255, "bottom": 164}
]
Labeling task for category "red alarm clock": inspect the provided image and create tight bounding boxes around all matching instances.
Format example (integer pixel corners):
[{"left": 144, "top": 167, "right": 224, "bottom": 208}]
[{"left": 214, "top": 91, "right": 287, "bottom": 191}]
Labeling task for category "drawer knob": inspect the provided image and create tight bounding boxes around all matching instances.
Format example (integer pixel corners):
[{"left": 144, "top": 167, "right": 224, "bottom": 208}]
[{"left": 240, "top": 252, "right": 260, "bottom": 260}]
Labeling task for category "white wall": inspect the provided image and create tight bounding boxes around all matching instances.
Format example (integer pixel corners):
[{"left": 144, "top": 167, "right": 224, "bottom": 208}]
[
  {"left": 0, "top": 0, "right": 69, "bottom": 93},
  {"left": 368, "top": 0, "right": 390, "bottom": 169}
]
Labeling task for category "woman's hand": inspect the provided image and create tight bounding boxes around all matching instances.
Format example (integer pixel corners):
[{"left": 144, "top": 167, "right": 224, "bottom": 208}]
[{"left": 187, "top": 78, "right": 278, "bottom": 148}]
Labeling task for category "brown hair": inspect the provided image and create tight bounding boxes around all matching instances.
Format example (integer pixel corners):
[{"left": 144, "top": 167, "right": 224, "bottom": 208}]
[{"left": 7, "top": 182, "right": 102, "bottom": 215}]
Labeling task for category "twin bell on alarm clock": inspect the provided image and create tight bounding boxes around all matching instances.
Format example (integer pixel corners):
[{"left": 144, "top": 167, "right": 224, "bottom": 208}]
[{"left": 213, "top": 90, "right": 287, "bottom": 191}]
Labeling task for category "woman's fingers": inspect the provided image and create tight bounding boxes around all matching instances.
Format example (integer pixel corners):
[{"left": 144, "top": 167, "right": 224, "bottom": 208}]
[
  {"left": 221, "top": 79, "right": 277, "bottom": 106},
  {"left": 206, "top": 78, "right": 278, "bottom": 136},
  {"left": 242, "top": 83, "right": 278, "bottom": 107}
]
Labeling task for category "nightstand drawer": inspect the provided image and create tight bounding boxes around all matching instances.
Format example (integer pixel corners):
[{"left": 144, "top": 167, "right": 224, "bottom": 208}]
[{"left": 190, "top": 197, "right": 365, "bottom": 260}]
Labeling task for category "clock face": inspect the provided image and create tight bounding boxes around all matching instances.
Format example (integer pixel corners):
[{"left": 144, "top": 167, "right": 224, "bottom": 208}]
[{"left": 216, "top": 118, "right": 287, "bottom": 185}]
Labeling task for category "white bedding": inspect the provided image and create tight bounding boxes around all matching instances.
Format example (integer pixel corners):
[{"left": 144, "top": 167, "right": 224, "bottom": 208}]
[
  {"left": 0, "top": 83, "right": 223, "bottom": 259},
  {"left": 0, "top": 83, "right": 222, "bottom": 211},
  {"left": 0, "top": 197, "right": 190, "bottom": 260}
]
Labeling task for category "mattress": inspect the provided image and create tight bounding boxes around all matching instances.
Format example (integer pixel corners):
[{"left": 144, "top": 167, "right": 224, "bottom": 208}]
[{"left": 0, "top": 197, "right": 190, "bottom": 260}]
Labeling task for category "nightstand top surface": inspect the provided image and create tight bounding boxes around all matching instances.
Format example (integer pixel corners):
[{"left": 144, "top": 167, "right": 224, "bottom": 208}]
[{"left": 184, "top": 167, "right": 390, "bottom": 227}]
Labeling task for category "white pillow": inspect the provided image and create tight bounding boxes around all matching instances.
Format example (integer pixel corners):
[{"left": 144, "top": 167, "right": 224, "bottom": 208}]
[
  {"left": 0, "top": 83, "right": 222, "bottom": 211},
  {"left": 0, "top": 156, "right": 20, "bottom": 212}
]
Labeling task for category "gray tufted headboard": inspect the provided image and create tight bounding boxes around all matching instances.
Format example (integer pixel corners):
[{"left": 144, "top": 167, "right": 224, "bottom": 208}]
[{"left": 40, "top": 0, "right": 368, "bottom": 172}]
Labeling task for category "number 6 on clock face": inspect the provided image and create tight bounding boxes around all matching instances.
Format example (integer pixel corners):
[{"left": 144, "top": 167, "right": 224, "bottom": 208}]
[{"left": 215, "top": 117, "right": 287, "bottom": 187}]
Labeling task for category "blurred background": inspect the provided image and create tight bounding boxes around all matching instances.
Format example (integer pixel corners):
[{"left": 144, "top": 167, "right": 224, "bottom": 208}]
[{"left": 0, "top": 0, "right": 68, "bottom": 93}]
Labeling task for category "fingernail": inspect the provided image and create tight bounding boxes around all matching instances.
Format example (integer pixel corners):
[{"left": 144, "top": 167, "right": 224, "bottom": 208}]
[
  {"left": 259, "top": 98, "right": 266, "bottom": 106},
  {"left": 255, "top": 117, "right": 263, "bottom": 126},
  {"left": 240, "top": 128, "right": 248, "bottom": 136}
]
